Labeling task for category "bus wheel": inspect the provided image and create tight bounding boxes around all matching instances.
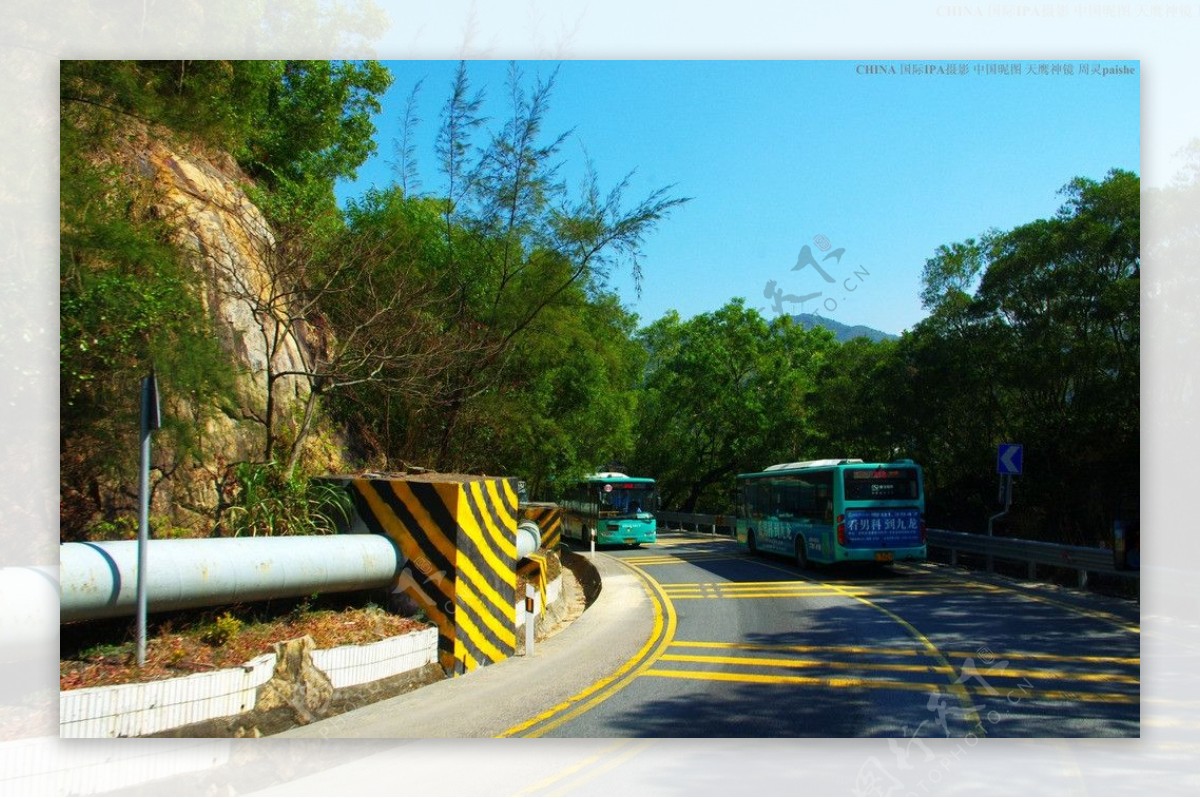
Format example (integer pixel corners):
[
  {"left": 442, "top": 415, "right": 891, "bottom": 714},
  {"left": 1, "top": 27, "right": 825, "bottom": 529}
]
[
  {"left": 795, "top": 538, "right": 808, "bottom": 570},
  {"left": 747, "top": 530, "right": 758, "bottom": 556}
]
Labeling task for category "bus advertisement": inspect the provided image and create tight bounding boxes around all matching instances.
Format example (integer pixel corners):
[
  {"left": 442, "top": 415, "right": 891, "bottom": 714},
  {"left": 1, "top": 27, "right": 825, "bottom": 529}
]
[
  {"left": 735, "top": 459, "right": 926, "bottom": 567},
  {"left": 561, "top": 472, "right": 658, "bottom": 547}
]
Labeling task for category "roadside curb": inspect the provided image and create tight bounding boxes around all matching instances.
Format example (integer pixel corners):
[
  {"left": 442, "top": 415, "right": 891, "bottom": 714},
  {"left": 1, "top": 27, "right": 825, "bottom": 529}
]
[{"left": 273, "top": 550, "right": 650, "bottom": 738}]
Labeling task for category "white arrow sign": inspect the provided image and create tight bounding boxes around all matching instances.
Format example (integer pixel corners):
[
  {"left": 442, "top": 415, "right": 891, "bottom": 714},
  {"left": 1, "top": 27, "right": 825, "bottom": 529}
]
[{"left": 997, "top": 443, "right": 1023, "bottom": 475}]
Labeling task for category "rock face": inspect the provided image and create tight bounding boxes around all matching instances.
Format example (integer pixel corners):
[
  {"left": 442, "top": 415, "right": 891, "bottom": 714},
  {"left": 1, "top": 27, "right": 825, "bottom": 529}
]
[
  {"left": 106, "top": 125, "right": 338, "bottom": 532},
  {"left": 140, "top": 132, "right": 312, "bottom": 408},
  {"left": 255, "top": 636, "right": 335, "bottom": 727}
]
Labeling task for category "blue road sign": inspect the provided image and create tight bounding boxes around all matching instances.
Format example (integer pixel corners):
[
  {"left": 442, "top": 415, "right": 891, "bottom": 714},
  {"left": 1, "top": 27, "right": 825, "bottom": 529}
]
[{"left": 997, "top": 443, "right": 1023, "bottom": 475}]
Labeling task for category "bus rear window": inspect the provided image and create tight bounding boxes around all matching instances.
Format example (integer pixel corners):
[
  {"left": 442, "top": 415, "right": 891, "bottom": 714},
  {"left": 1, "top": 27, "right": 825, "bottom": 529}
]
[{"left": 843, "top": 468, "right": 919, "bottom": 501}]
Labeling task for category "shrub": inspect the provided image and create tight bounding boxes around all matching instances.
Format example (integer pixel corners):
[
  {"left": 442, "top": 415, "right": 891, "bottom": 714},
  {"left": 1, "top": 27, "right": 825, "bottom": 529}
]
[
  {"left": 222, "top": 461, "right": 353, "bottom": 536},
  {"left": 200, "top": 612, "right": 243, "bottom": 647}
]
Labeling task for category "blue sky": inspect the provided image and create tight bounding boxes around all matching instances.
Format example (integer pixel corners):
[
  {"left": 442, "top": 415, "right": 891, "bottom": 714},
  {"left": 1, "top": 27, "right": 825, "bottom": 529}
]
[{"left": 336, "top": 60, "right": 1140, "bottom": 335}]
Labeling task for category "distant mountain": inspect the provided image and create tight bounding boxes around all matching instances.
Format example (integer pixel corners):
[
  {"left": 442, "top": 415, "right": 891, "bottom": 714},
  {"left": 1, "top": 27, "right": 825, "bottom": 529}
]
[{"left": 790, "top": 313, "right": 897, "bottom": 343}]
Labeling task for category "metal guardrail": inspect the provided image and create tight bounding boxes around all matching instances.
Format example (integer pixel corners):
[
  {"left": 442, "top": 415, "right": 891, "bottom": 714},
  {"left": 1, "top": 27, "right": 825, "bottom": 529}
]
[
  {"left": 925, "top": 528, "right": 1138, "bottom": 587},
  {"left": 655, "top": 512, "right": 1138, "bottom": 587},
  {"left": 655, "top": 511, "right": 734, "bottom": 535}
]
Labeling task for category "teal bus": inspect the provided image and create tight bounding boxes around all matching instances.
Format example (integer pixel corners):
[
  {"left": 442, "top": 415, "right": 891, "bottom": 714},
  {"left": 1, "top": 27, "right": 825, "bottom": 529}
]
[
  {"left": 561, "top": 472, "right": 658, "bottom": 546},
  {"left": 735, "top": 459, "right": 926, "bottom": 567}
]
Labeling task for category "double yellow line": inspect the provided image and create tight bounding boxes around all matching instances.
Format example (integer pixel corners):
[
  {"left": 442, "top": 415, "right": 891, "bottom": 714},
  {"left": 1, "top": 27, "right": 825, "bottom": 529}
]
[
  {"left": 497, "top": 559, "right": 678, "bottom": 738},
  {"left": 662, "top": 580, "right": 873, "bottom": 599},
  {"left": 511, "top": 740, "right": 657, "bottom": 797}
]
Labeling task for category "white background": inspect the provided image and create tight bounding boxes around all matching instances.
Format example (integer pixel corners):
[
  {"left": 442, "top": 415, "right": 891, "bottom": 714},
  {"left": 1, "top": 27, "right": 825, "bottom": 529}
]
[{"left": 2, "top": 1, "right": 1194, "bottom": 795}]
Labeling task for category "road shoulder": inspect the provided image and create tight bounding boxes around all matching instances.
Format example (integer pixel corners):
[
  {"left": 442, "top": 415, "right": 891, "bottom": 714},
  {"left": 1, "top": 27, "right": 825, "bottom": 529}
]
[{"left": 273, "top": 552, "right": 653, "bottom": 738}]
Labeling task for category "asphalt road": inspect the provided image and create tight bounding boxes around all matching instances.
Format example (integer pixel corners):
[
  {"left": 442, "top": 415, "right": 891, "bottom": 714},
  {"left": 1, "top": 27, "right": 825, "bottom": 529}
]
[
  {"left": 228, "top": 532, "right": 1143, "bottom": 796},
  {"left": 537, "top": 532, "right": 1139, "bottom": 738},
  {"left": 276, "top": 530, "right": 1138, "bottom": 741}
]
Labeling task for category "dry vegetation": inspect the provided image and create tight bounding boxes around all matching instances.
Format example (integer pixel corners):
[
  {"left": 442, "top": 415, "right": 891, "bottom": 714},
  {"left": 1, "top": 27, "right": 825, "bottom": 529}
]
[{"left": 61, "top": 595, "right": 428, "bottom": 691}]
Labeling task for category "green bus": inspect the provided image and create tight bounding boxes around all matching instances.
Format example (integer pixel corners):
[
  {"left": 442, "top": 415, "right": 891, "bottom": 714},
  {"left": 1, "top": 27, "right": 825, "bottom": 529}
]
[
  {"left": 735, "top": 459, "right": 926, "bottom": 567},
  {"left": 561, "top": 472, "right": 658, "bottom": 546}
]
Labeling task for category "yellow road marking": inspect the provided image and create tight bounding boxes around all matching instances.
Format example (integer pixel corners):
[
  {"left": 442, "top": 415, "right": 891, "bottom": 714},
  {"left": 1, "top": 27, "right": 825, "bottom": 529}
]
[
  {"left": 745, "top": 557, "right": 987, "bottom": 734},
  {"left": 512, "top": 740, "right": 638, "bottom": 796},
  {"left": 536, "top": 740, "right": 657, "bottom": 797},
  {"left": 624, "top": 555, "right": 741, "bottom": 566},
  {"left": 670, "top": 640, "right": 1140, "bottom": 667},
  {"left": 642, "top": 668, "right": 1138, "bottom": 704},
  {"left": 649, "top": 537, "right": 725, "bottom": 547},
  {"left": 673, "top": 639, "right": 929, "bottom": 657},
  {"left": 498, "top": 558, "right": 678, "bottom": 738},
  {"left": 664, "top": 591, "right": 872, "bottom": 599},
  {"left": 904, "top": 563, "right": 1141, "bottom": 634},
  {"left": 651, "top": 538, "right": 1139, "bottom": 633},
  {"left": 644, "top": 667, "right": 949, "bottom": 693},
  {"left": 658, "top": 578, "right": 1035, "bottom": 600},
  {"left": 661, "top": 580, "right": 854, "bottom": 589},
  {"left": 942, "top": 649, "right": 1140, "bottom": 666},
  {"left": 660, "top": 652, "right": 943, "bottom": 674},
  {"left": 657, "top": 652, "right": 1139, "bottom": 684}
]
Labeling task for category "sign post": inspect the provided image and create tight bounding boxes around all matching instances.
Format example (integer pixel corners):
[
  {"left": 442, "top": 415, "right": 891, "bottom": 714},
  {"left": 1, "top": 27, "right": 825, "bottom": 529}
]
[
  {"left": 987, "top": 444, "right": 1023, "bottom": 572},
  {"left": 995, "top": 443, "right": 1022, "bottom": 513},
  {"left": 524, "top": 583, "right": 536, "bottom": 657},
  {"left": 136, "top": 371, "right": 161, "bottom": 667}
]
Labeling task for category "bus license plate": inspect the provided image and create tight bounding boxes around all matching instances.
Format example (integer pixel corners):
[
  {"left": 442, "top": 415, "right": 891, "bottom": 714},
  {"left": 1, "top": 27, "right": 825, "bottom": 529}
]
[
  {"left": 875, "top": 552, "right": 894, "bottom": 563},
  {"left": 625, "top": 538, "right": 636, "bottom": 545}
]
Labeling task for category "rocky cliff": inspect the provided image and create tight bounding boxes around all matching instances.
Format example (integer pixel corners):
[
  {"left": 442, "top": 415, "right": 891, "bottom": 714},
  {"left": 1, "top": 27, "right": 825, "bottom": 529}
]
[{"left": 99, "top": 124, "right": 341, "bottom": 533}]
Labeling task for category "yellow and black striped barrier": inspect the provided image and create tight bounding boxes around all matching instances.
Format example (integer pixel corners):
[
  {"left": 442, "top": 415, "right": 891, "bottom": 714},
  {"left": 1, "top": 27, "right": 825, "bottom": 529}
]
[
  {"left": 519, "top": 502, "right": 563, "bottom": 550},
  {"left": 517, "top": 551, "right": 550, "bottom": 616},
  {"left": 343, "top": 475, "right": 519, "bottom": 674}
]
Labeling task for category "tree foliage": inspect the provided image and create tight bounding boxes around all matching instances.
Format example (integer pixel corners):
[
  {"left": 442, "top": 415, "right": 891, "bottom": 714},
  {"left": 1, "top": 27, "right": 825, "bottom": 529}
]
[
  {"left": 60, "top": 59, "right": 393, "bottom": 537},
  {"left": 355, "top": 62, "right": 688, "bottom": 473},
  {"left": 635, "top": 170, "right": 1138, "bottom": 548},
  {"left": 59, "top": 58, "right": 1137, "bottom": 551},
  {"left": 904, "top": 169, "right": 1140, "bottom": 540},
  {"left": 59, "top": 110, "right": 235, "bottom": 538},
  {"left": 630, "top": 301, "right": 835, "bottom": 512},
  {"left": 60, "top": 60, "right": 391, "bottom": 232}
]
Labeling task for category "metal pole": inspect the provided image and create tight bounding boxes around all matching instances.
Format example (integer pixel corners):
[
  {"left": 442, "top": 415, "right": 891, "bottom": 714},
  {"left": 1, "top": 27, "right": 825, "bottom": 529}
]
[
  {"left": 524, "top": 583, "right": 536, "bottom": 657},
  {"left": 136, "top": 383, "right": 151, "bottom": 666},
  {"left": 136, "top": 372, "right": 159, "bottom": 667},
  {"left": 985, "top": 475, "right": 1012, "bottom": 574}
]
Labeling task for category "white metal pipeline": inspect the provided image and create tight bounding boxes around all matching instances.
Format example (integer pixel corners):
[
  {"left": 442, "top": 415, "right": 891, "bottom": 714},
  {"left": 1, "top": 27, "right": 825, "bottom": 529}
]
[
  {"left": 58, "top": 516, "right": 542, "bottom": 624},
  {"left": 0, "top": 566, "right": 59, "bottom": 661},
  {"left": 59, "top": 535, "right": 402, "bottom": 623},
  {"left": 515, "top": 520, "right": 540, "bottom": 559}
]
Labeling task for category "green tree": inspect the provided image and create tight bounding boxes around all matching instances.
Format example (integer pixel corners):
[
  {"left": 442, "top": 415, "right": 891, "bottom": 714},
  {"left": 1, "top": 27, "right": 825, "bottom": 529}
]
[
  {"left": 239, "top": 60, "right": 393, "bottom": 231},
  {"left": 59, "top": 59, "right": 393, "bottom": 538},
  {"left": 809, "top": 337, "right": 909, "bottom": 461},
  {"left": 631, "top": 301, "right": 836, "bottom": 512},
  {"left": 462, "top": 291, "right": 646, "bottom": 496},
  {"left": 59, "top": 111, "right": 234, "bottom": 537},
  {"left": 912, "top": 169, "right": 1139, "bottom": 541},
  {"left": 61, "top": 60, "right": 393, "bottom": 233},
  {"left": 400, "top": 62, "right": 688, "bottom": 468}
]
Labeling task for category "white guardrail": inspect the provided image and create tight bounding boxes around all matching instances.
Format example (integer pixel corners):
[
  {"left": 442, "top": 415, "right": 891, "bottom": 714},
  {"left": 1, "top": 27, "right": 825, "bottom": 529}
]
[{"left": 654, "top": 513, "right": 1138, "bottom": 587}]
